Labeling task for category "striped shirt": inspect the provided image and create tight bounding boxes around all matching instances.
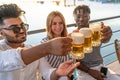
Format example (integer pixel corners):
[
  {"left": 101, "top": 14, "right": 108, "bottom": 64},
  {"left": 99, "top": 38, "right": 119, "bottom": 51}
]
[{"left": 40, "top": 37, "right": 72, "bottom": 68}]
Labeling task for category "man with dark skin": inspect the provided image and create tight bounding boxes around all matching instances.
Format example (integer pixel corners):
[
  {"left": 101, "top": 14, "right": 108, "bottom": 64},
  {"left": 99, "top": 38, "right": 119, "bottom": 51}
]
[{"left": 72, "top": 5, "right": 120, "bottom": 80}]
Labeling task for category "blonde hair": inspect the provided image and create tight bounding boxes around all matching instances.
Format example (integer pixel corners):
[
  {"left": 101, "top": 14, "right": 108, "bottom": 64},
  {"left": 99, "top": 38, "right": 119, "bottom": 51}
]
[{"left": 46, "top": 11, "right": 67, "bottom": 39}]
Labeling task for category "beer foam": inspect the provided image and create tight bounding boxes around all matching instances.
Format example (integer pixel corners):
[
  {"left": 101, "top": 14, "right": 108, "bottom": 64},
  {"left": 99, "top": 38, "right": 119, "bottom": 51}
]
[
  {"left": 89, "top": 23, "right": 101, "bottom": 31},
  {"left": 71, "top": 32, "right": 84, "bottom": 44},
  {"left": 79, "top": 28, "right": 92, "bottom": 36}
]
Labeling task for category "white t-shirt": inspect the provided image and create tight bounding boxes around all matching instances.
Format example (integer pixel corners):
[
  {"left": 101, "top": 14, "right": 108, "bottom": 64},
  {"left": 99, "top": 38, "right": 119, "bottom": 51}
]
[{"left": 0, "top": 40, "right": 54, "bottom": 80}]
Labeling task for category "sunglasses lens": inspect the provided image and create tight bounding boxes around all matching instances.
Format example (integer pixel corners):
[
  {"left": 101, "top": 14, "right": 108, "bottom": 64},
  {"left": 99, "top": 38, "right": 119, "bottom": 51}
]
[
  {"left": 13, "top": 27, "right": 21, "bottom": 34},
  {"left": 2, "top": 24, "right": 29, "bottom": 34},
  {"left": 13, "top": 24, "right": 28, "bottom": 34}
]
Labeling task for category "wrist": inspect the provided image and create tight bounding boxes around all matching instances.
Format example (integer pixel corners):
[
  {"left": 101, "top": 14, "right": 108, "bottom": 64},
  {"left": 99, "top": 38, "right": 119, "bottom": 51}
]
[
  {"left": 53, "top": 69, "right": 60, "bottom": 80},
  {"left": 45, "top": 41, "right": 51, "bottom": 54},
  {"left": 86, "top": 67, "right": 90, "bottom": 73},
  {"left": 77, "top": 62, "right": 91, "bottom": 73}
]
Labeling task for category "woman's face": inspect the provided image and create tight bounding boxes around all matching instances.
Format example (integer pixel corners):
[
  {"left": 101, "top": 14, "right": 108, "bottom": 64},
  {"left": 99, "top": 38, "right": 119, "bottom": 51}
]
[{"left": 51, "top": 16, "right": 64, "bottom": 37}]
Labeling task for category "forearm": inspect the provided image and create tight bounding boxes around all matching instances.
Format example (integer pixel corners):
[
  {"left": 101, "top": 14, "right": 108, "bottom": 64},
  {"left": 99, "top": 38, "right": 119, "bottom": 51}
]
[
  {"left": 21, "top": 42, "right": 51, "bottom": 65},
  {"left": 77, "top": 61, "right": 103, "bottom": 79},
  {"left": 77, "top": 61, "right": 90, "bottom": 73}
]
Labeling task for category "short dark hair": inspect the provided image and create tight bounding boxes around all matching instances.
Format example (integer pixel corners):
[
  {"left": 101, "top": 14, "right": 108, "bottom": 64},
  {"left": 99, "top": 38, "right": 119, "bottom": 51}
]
[
  {"left": 73, "top": 5, "right": 90, "bottom": 15},
  {"left": 0, "top": 3, "right": 25, "bottom": 25}
]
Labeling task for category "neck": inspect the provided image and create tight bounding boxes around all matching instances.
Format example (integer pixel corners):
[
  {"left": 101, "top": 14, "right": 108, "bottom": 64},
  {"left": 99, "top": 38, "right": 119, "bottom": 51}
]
[{"left": 77, "top": 24, "right": 89, "bottom": 30}]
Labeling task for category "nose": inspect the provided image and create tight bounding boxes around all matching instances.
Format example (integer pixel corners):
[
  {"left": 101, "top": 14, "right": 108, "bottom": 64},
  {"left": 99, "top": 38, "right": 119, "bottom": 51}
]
[
  {"left": 56, "top": 23, "right": 62, "bottom": 29},
  {"left": 19, "top": 27, "right": 26, "bottom": 33},
  {"left": 56, "top": 23, "right": 60, "bottom": 26},
  {"left": 20, "top": 28, "right": 24, "bottom": 32},
  {"left": 79, "top": 17, "right": 84, "bottom": 21}
]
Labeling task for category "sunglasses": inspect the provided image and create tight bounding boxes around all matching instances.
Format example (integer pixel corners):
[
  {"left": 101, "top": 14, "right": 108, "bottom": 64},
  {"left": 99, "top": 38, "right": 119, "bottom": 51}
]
[{"left": 0, "top": 23, "right": 29, "bottom": 34}]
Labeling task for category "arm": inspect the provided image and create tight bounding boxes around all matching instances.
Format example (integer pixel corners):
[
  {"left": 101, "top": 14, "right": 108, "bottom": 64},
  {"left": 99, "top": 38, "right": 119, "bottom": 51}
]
[
  {"left": 77, "top": 61, "right": 105, "bottom": 80},
  {"left": 21, "top": 37, "right": 72, "bottom": 65},
  {"left": 0, "top": 37, "right": 72, "bottom": 71}
]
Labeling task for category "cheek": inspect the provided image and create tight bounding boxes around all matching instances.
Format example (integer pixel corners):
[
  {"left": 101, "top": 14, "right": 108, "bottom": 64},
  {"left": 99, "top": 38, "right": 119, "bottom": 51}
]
[
  {"left": 2, "top": 31, "right": 15, "bottom": 38},
  {"left": 75, "top": 19, "right": 80, "bottom": 23},
  {"left": 51, "top": 26, "right": 58, "bottom": 35},
  {"left": 51, "top": 26, "right": 55, "bottom": 32}
]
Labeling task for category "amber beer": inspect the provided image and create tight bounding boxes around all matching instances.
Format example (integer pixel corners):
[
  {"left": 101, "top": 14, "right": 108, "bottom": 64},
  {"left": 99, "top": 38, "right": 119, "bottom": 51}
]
[
  {"left": 90, "top": 23, "right": 101, "bottom": 47},
  {"left": 71, "top": 32, "right": 84, "bottom": 59},
  {"left": 79, "top": 28, "right": 93, "bottom": 53}
]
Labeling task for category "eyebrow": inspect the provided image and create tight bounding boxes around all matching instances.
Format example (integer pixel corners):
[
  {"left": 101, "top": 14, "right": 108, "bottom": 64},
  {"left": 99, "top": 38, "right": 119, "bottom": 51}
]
[{"left": 7, "top": 23, "right": 24, "bottom": 28}]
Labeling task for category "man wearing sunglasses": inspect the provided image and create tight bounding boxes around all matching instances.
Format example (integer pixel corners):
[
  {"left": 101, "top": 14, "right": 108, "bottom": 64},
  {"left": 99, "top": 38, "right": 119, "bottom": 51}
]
[{"left": 0, "top": 3, "right": 80, "bottom": 80}]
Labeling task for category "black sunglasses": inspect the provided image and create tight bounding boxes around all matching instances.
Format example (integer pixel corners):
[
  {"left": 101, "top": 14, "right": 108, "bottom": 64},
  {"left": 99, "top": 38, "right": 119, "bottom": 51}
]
[{"left": 0, "top": 23, "right": 29, "bottom": 34}]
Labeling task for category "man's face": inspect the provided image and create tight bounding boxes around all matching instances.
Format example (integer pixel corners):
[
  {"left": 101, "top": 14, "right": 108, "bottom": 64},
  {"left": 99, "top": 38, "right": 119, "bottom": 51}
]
[
  {"left": 74, "top": 9, "right": 90, "bottom": 29},
  {"left": 0, "top": 17, "right": 27, "bottom": 43}
]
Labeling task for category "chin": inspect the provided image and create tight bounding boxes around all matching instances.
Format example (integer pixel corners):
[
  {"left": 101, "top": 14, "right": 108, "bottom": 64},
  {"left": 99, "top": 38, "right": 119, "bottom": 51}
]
[
  {"left": 79, "top": 24, "right": 87, "bottom": 27},
  {"left": 79, "top": 25, "right": 85, "bottom": 28}
]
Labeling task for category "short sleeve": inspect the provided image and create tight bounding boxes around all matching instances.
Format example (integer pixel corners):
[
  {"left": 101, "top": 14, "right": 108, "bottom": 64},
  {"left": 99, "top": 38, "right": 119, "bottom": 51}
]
[{"left": 0, "top": 48, "right": 26, "bottom": 72}]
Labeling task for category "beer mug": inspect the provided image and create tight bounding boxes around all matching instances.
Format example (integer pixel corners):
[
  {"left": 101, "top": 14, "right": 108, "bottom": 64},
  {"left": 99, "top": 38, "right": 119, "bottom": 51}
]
[
  {"left": 90, "top": 23, "right": 101, "bottom": 47},
  {"left": 71, "top": 32, "right": 84, "bottom": 60},
  {"left": 79, "top": 28, "right": 93, "bottom": 53}
]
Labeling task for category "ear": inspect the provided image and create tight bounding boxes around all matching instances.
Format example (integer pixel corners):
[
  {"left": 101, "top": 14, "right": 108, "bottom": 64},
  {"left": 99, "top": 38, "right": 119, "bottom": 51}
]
[
  {"left": 0, "top": 31, "right": 5, "bottom": 36},
  {"left": 0, "top": 30, "right": 2, "bottom": 35},
  {"left": 0, "top": 31, "right": 2, "bottom": 39},
  {"left": 0, "top": 31, "right": 5, "bottom": 39}
]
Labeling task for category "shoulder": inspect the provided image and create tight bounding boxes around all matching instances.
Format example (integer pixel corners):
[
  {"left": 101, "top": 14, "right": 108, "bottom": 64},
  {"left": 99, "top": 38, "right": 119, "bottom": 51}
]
[
  {"left": 24, "top": 44, "right": 33, "bottom": 48},
  {"left": 0, "top": 40, "right": 6, "bottom": 45},
  {"left": 0, "top": 40, "right": 9, "bottom": 50}
]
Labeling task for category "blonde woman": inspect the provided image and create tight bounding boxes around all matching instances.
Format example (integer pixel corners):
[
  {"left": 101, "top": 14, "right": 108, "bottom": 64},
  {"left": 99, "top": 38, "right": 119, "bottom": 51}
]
[{"left": 40, "top": 11, "right": 74, "bottom": 80}]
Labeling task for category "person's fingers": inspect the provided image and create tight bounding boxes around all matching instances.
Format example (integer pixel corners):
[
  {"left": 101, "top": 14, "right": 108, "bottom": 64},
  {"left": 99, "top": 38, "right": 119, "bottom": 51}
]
[
  {"left": 62, "top": 42, "right": 72, "bottom": 48},
  {"left": 101, "top": 26, "right": 112, "bottom": 41},
  {"left": 62, "top": 37, "right": 72, "bottom": 43},
  {"left": 101, "top": 73, "right": 107, "bottom": 78},
  {"left": 64, "top": 60, "right": 73, "bottom": 64},
  {"left": 101, "top": 25, "right": 111, "bottom": 34},
  {"left": 62, "top": 43, "right": 71, "bottom": 51},
  {"left": 64, "top": 60, "right": 80, "bottom": 67},
  {"left": 62, "top": 61, "right": 80, "bottom": 75},
  {"left": 101, "top": 29, "right": 112, "bottom": 42},
  {"left": 101, "top": 30, "right": 111, "bottom": 38},
  {"left": 61, "top": 48, "right": 71, "bottom": 56},
  {"left": 100, "top": 22, "right": 109, "bottom": 32},
  {"left": 101, "top": 22, "right": 104, "bottom": 28},
  {"left": 97, "top": 73, "right": 106, "bottom": 80},
  {"left": 75, "top": 62, "right": 80, "bottom": 67},
  {"left": 68, "top": 62, "right": 80, "bottom": 74},
  {"left": 61, "top": 40, "right": 72, "bottom": 55}
]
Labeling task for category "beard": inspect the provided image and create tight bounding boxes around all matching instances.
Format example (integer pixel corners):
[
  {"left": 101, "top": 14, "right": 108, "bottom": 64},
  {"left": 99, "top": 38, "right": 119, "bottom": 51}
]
[{"left": 3, "top": 32, "right": 26, "bottom": 43}]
